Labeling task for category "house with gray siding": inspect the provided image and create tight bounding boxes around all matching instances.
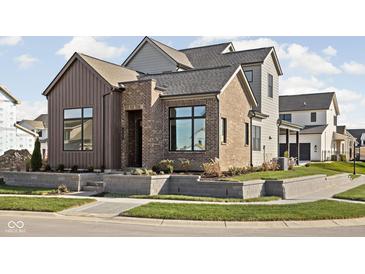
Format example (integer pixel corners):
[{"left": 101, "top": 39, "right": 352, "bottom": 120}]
[{"left": 44, "top": 37, "right": 290, "bottom": 170}]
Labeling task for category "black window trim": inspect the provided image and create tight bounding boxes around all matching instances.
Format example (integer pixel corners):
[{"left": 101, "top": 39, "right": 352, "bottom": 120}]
[
  {"left": 168, "top": 105, "right": 206, "bottom": 152},
  {"left": 63, "top": 106, "right": 93, "bottom": 152},
  {"left": 244, "top": 70, "right": 253, "bottom": 83},
  {"left": 252, "top": 125, "right": 261, "bottom": 151},
  {"left": 279, "top": 113, "right": 292, "bottom": 123},
  {"left": 311, "top": 112, "right": 317, "bottom": 123},
  {"left": 245, "top": 122, "right": 249, "bottom": 146},
  {"left": 221, "top": 117, "right": 227, "bottom": 144},
  {"left": 268, "top": 73, "right": 273, "bottom": 98}
]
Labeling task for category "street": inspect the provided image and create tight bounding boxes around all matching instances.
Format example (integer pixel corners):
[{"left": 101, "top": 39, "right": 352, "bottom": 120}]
[{"left": 1, "top": 211, "right": 365, "bottom": 236}]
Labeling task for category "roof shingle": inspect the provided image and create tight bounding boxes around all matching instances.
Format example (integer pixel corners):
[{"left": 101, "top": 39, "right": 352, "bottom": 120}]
[{"left": 279, "top": 92, "right": 336, "bottom": 112}]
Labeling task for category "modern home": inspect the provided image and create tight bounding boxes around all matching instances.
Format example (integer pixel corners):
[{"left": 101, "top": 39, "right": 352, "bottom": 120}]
[
  {"left": 347, "top": 129, "right": 365, "bottom": 147},
  {"left": 0, "top": 84, "right": 37, "bottom": 155},
  {"left": 279, "top": 92, "right": 355, "bottom": 161},
  {"left": 43, "top": 36, "right": 294, "bottom": 170},
  {"left": 18, "top": 114, "right": 48, "bottom": 159}
]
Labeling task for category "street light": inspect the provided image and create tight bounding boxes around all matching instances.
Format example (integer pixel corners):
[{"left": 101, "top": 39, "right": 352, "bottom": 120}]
[{"left": 353, "top": 141, "right": 356, "bottom": 175}]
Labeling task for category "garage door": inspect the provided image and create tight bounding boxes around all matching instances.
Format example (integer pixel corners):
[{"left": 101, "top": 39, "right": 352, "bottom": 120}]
[{"left": 279, "top": 143, "right": 311, "bottom": 161}]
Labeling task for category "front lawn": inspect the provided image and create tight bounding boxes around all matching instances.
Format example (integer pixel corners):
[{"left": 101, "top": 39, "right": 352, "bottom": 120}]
[
  {"left": 0, "top": 197, "right": 95, "bottom": 212},
  {"left": 121, "top": 200, "right": 365, "bottom": 221},
  {"left": 225, "top": 165, "right": 340, "bottom": 182},
  {"left": 312, "top": 161, "right": 365, "bottom": 174},
  {"left": 0, "top": 185, "right": 57, "bottom": 195},
  {"left": 333, "top": 184, "right": 365, "bottom": 202},
  {"left": 127, "top": 194, "right": 281, "bottom": 203}
]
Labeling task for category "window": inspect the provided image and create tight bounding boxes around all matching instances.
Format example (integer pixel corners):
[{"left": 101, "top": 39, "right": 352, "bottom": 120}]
[
  {"left": 221, "top": 118, "right": 227, "bottom": 144},
  {"left": 279, "top": 113, "right": 292, "bottom": 122},
  {"left": 245, "top": 122, "right": 249, "bottom": 145},
  {"left": 244, "top": 70, "right": 253, "bottom": 83},
  {"left": 38, "top": 130, "right": 42, "bottom": 138},
  {"left": 252, "top": 125, "right": 261, "bottom": 151},
  {"left": 169, "top": 106, "right": 206, "bottom": 151},
  {"left": 268, "top": 74, "right": 273, "bottom": 98},
  {"left": 63, "top": 107, "right": 93, "bottom": 151},
  {"left": 334, "top": 115, "right": 337, "bottom": 126},
  {"left": 311, "top": 112, "right": 317, "bottom": 122}
]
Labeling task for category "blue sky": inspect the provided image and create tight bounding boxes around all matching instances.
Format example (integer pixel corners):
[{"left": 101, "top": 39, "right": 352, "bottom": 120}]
[{"left": 1, "top": 36, "right": 365, "bottom": 128}]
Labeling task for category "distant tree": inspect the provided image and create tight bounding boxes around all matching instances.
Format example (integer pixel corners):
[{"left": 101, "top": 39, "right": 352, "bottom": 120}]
[{"left": 31, "top": 138, "right": 42, "bottom": 171}]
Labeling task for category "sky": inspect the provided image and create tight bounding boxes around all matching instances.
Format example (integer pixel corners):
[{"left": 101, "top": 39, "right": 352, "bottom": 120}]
[{"left": 1, "top": 36, "right": 365, "bottom": 128}]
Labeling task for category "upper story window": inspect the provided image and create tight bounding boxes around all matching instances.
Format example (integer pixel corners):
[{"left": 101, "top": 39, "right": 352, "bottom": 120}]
[
  {"left": 334, "top": 115, "right": 337, "bottom": 126},
  {"left": 311, "top": 112, "right": 317, "bottom": 123},
  {"left": 244, "top": 70, "right": 253, "bottom": 83},
  {"left": 169, "top": 106, "right": 206, "bottom": 151},
  {"left": 221, "top": 118, "right": 227, "bottom": 144},
  {"left": 63, "top": 107, "right": 93, "bottom": 151},
  {"left": 268, "top": 74, "right": 273, "bottom": 98},
  {"left": 252, "top": 125, "right": 261, "bottom": 151},
  {"left": 279, "top": 113, "right": 292, "bottom": 122},
  {"left": 244, "top": 122, "right": 249, "bottom": 146}
]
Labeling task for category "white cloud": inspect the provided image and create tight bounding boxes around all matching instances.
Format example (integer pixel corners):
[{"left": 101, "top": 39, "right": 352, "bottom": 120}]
[
  {"left": 280, "top": 76, "right": 326, "bottom": 95},
  {"left": 341, "top": 61, "right": 365, "bottom": 75},
  {"left": 188, "top": 36, "right": 239, "bottom": 47},
  {"left": 322, "top": 46, "right": 337, "bottom": 56},
  {"left": 283, "top": 44, "right": 341, "bottom": 75},
  {"left": 57, "top": 36, "right": 126, "bottom": 60},
  {"left": 16, "top": 100, "right": 47, "bottom": 120},
  {"left": 14, "top": 54, "right": 38, "bottom": 69},
  {"left": 0, "top": 36, "right": 22, "bottom": 46}
]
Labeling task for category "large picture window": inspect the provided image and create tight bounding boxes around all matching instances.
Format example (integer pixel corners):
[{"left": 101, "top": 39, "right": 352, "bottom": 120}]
[
  {"left": 169, "top": 106, "right": 206, "bottom": 151},
  {"left": 64, "top": 107, "right": 93, "bottom": 151},
  {"left": 252, "top": 125, "right": 261, "bottom": 151}
]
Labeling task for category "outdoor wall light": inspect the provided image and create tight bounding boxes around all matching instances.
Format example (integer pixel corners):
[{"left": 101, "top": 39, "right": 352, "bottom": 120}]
[{"left": 314, "top": 145, "right": 318, "bottom": 152}]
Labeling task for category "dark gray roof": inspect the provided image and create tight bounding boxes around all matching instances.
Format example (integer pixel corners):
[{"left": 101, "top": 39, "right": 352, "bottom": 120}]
[
  {"left": 336, "top": 125, "right": 346, "bottom": 134},
  {"left": 301, "top": 125, "right": 328, "bottom": 134},
  {"left": 149, "top": 38, "right": 193, "bottom": 69},
  {"left": 348, "top": 129, "right": 365, "bottom": 142},
  {"left": 280, "top": 92, "right": 336, "bottom": 112},
  {"left": 181, "top": 45, "right": 273, "bottom": 69},
  {"left": 139, "top": 65, "right": 239, "bottom": 97}
]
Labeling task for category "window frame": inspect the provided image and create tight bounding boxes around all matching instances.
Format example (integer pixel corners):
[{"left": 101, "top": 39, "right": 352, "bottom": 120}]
[
  {"left": 244, "top": 70, "right": 253, "bottom": 83},
  {"left": 252, "top": 125, "right": 261, "bottom": 151},
  {"left": 268, "top": 73, "right": 273, "bottom": 98},
  {"left": 221, "top": 117, "right": 227, "bottom": 144},
  {"left": 168, "top": 105, "right": 206, "bottom": 152},
  {"left": 279, "top": 113, "right": 292, "bottom": 122},
  {"left": 63, "top": 106, "right": 93, "bottom": 152},
  {"left": 245, "top": 122, "right": 249, "bottom": 146},
  {"left": 311, "top": 112, "right": 317, "bottom": 123}
]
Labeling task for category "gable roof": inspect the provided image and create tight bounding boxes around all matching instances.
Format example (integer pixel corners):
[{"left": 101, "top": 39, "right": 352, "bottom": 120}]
[
  {"left": 123, "top": 36, "right": 193, "bottom": 69},
  {"left": 181, "top": 45, "right": 282, "bottom": 75},
  {"left": 0, "top": 84, "right": 20, "bottom": 104},
  {"left": 137, "top": 65, "right": 257, "bottom": 106},
  {"left": 279, "top": 92, "right": 340, "bottom": 114},
  {"left": 348, "top": 129, "right": 365, "bottom": 142},
  {"left": 43, "top": 52, "right": 139, "bottom": 96},
  {"left": 35, "top": 114, "right": 48, "bottom": 127}
]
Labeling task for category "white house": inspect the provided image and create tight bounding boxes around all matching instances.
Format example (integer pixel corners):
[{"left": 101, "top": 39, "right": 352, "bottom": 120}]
[
  {"left": 0, "top": 84, "right": 37, "bottom": 156},
  {"left": 279, "top": 92, "right": 355, "bottom": 161}
]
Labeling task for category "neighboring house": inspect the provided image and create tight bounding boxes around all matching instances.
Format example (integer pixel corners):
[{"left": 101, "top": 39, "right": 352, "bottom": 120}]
[
  {"left": 18, "top": 114, "right": 48, "bottom": 159},
  {"left": 0, "top": 84, "right": 37, "bottom": 155},
  {"left": 347, "top": 129, "right": 365, "bottom": 147},
  {"left": 279, "top": 92, "right": 355, "bottom": 161}
]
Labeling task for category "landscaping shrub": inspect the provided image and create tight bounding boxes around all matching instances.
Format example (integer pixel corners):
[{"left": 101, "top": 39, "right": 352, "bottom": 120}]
[
  {"left": 57, "top": 164, "right": 65, "bottom": 172},
  {"left": 44, "top": 164, "right": 51, "bottom": 172},
  {"left": 25, "top": 159, "right": 31, "bottom": 172},
  {"left": 87, "top": 166, "right": 94, "bottom": 172},
  {"left": 305, "top": 162, "right": 311, "bottom": 167},
  {"left": 339, "top": 154, "right": 347, "bottom": 161},
  {"left": 131, "top": 168, "right": 144, "bottom": 175},
  {"left": 177, "top": 158, "right": 191, "bottom": 172},
  {"left": 31, "top": 138, "right": 42, "bottom": 171},
  {"left": 158, "top": 160, "right": 174, "bottom": 174},
  {"left": 261, "top": 160, "right": 279, "bottom": 172},
  {"left": 152, "top": 165, "right": 160, "bottom": 173},
  {"left": 71, "top": 165, "right": 78, "bottom": 173},
  {"left": 202, "top": 158, "right": 221, "bottom": 177},
  {"left": 226, "top": 166, "right": 248, "bottom": 176},
  {"left": 100, "top": 165, "right": 105, "bottom": 173},
  {"left": 57, "top": 184, "right": 69, "bottom": 194}
]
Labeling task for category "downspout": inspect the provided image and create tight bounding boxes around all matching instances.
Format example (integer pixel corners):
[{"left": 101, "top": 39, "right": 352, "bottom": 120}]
[{"left": 102, "top": 84, "right": 125, "bottom": 169}]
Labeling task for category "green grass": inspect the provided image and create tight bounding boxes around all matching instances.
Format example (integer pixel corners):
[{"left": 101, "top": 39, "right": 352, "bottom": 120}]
[
  {"left": 121, "top": 200, "right": 365, "bottom": 221},
  {"left": 0, "top": 197, "right": 95, "bottom": 212},
  {"left": 334, "top": 184, "right": 365, "bottom": 202},
  {"left": 225, "top": 165, "right": 340, "bottom": 181},
  {"left": 0, "top": 185, "right": 57, "bottom": 195},
  {"left": 123, "top": 194, "right": 280, "bottom": 203},
  {"left": 312, "top": 161, "right": 365, "bottom": 174}
]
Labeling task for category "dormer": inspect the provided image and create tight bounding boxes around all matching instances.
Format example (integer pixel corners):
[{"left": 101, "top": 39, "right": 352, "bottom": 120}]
[{"left": 122, "top": 37, "right": 193, "bottom": 74}]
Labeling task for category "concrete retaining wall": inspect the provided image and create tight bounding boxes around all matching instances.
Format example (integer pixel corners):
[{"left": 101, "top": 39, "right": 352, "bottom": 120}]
[{"left": 0, "top": 171, "right": 101, "bottom": 192}]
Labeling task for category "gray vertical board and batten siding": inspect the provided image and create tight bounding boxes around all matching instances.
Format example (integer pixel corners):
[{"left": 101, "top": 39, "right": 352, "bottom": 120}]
[{"left": 47, "top": 58, "right": 121, "bottom": 169}]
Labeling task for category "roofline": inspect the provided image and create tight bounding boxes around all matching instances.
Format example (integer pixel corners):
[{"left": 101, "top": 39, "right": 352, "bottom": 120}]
[
  {"left": 0, "top": 85, "right": 20, "bottom": 104},
  {"left": 220, "top": 65, "right": 258, "bottom": 107},
  {"left": 160, "top": 92, "right": 219, "bottom": 100},
  {"left": 266, "top": 48, "right": 283, "bottom": 76},
  {"left": 14, "top": 123, "right": 38, "bottom": 137},
  {"left": 139, "top": 65, "right": 232, "bottom": 77},
  {"left": 279, "top": 91, "right": 336, "bottom": 97},
  {"left": 222, "top": 46, "right": 274, "bottom": 55},
  {"left": 179, "top": 42, "right": 232, "bottom": 51}
]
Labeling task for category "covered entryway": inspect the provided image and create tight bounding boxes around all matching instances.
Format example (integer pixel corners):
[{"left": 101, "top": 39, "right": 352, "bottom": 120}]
[
  {"left": 280, "top": 143, "right": 311, "bottom": 161},
  {"left": 277, "top": 119, "right": 304, "bottom": 164},
  {"left": 127, "top": 110, "right": 142, "bottom": 167}
]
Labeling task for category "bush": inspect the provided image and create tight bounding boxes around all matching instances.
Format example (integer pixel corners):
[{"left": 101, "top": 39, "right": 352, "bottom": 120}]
[
  {"left": 87, "top": 166, "right": 94, "bottom": 172},
  {"left": 25, "top": 159, "right": 31, "bottom": 172},
  {"left": 152, "top": 165, "right": 160, "bottom": 173},
  {"left": 44, "top": 164, "right": 51, "bottom": 171},
  {"left": 178, "top": 158, "right": 191, "bottom": 172},
  {"left": 131, "top": 168, "right": 144, "bottom": 175},
  {"left": 339, "top": 154, "right": 347, "bottom": 161},
  {"left": 71, "top": 165, "right": 78, "bottom": 173},
  {"left": 31, "top": 138, "right": 42, "bottom": 171},
  {"left": 100, "top": 165, "right": 105, "bottom": 173},
  {"left": 305, "top": 162, "right": 311, "bottom": 167},
  {"left": 158, "top": 160, "right": 174, "bottom": 174},
  {"left": 261, "top": 160, "right": 279, "bottom": 172},
  {"left": 226, "top": 166, "right": 248, "bottom": 176},
  {"left": 57, "top": 184, "right": 69, "bottom": 194},
  {"left": 57, "top": 164, "right": 65, "bottom": 172},
  {"left": 202, "top": 158, "right": 221, "bottom": 178}
]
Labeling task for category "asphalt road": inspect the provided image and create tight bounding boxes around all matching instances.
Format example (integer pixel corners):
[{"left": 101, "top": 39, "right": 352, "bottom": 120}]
[{"left": 1, "top": 212, "right": 365, "bottom": 236}]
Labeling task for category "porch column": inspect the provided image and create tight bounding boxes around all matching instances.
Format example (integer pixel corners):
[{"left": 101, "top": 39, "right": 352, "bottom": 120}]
[
  {"left": 296, "top": 131, "right": 300, "bottom": 165},
  {"left": 286, "top": 129, "right": 290, "bottom": 156}
]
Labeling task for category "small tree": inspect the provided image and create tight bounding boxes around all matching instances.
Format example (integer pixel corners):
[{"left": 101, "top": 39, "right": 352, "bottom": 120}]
[{"left": 31, "top": 138, "right": 42, "bottom": 171}]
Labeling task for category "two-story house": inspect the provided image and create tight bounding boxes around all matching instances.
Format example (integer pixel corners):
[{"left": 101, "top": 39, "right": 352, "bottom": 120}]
[
  {"left": 279, "top": 92, "right": 355, "bottom": 161},
  {"left": 0, "top": 84, "right": 37, "bottom": 156}
]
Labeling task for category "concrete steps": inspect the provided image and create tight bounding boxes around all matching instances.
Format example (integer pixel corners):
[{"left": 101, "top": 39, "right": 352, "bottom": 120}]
[{"left": 81, "top": 181, "right": 105, "bottom": 194}]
